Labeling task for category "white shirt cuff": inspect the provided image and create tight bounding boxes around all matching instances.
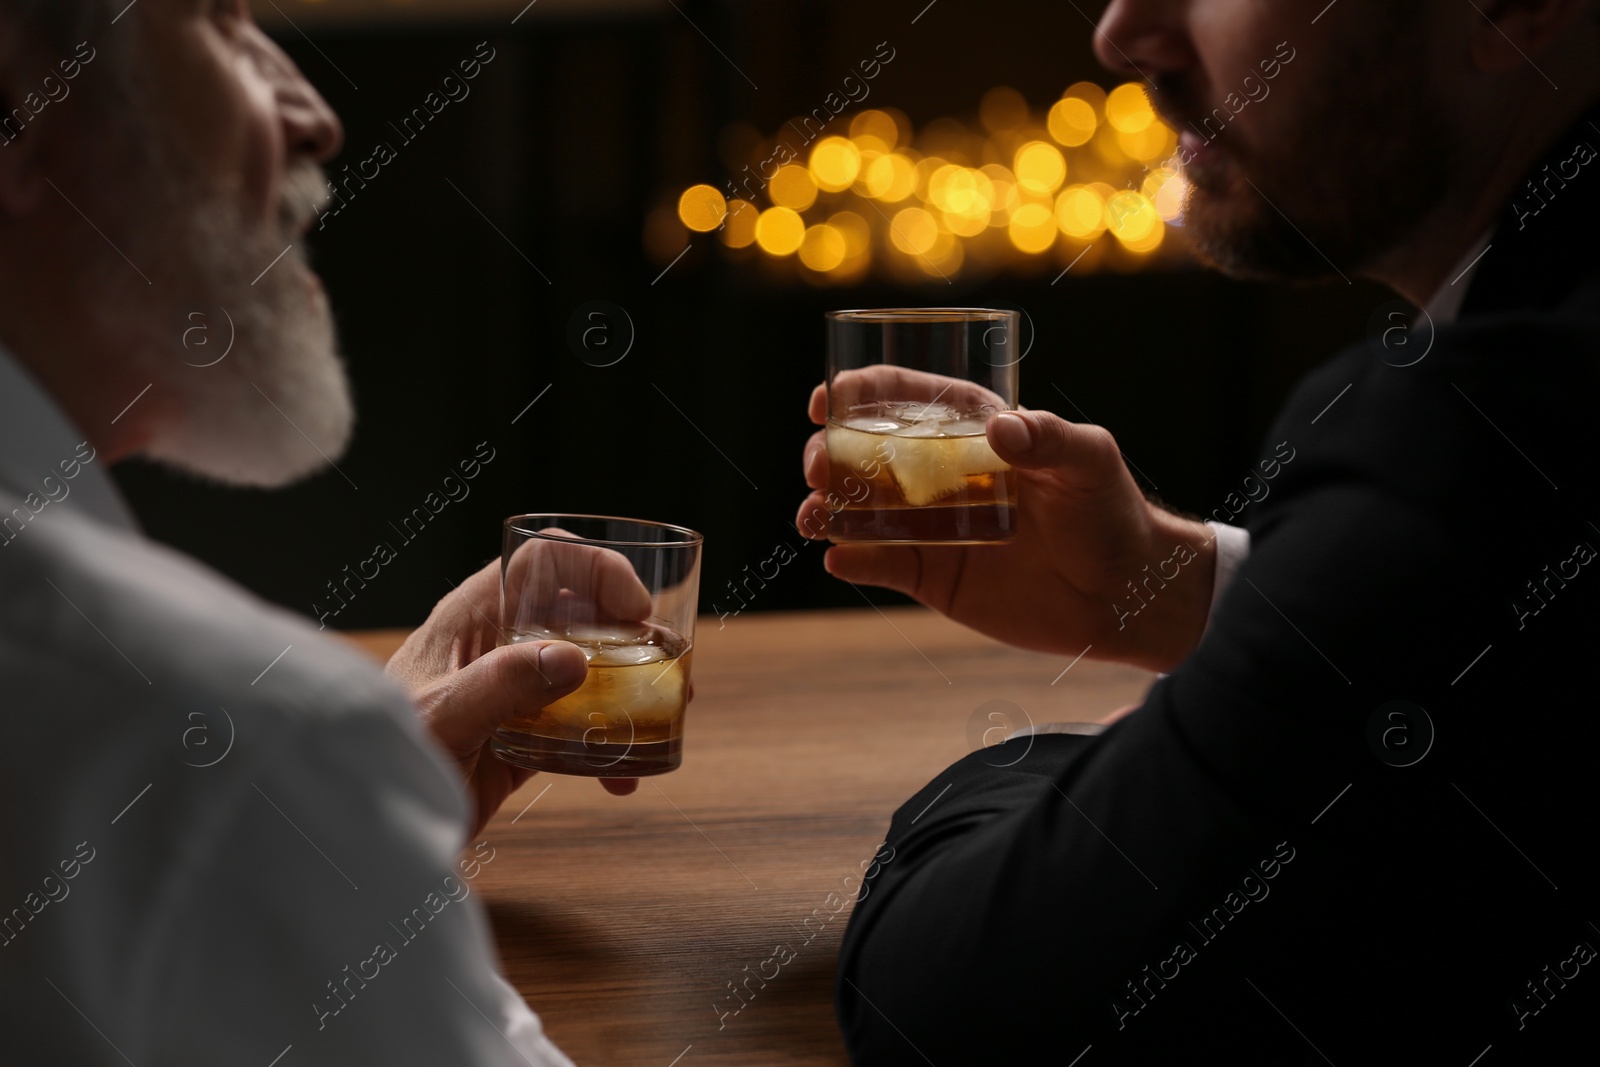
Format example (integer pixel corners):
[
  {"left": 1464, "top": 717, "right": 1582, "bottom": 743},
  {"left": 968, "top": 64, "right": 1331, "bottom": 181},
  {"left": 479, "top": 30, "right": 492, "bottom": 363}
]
[
  {"left": 1005, "top": 720, "right": 1107, "bottom": 741},
  {"left": 1205, "top": 521, "right": 1251, "bottom": 625},
  {"left": 1004, "top": 522, "right": 1250, "bottom": 743}
]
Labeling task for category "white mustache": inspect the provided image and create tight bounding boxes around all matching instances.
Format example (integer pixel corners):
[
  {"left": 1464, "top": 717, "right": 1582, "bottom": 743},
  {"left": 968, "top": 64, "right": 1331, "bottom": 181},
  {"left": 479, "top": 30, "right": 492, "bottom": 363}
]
[{"left": 279, "top": 163, "right": 331, "bottom": 233}]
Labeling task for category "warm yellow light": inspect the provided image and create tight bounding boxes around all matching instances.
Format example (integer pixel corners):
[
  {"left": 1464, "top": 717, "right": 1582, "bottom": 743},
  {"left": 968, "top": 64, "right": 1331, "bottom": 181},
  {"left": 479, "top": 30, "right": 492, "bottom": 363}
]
[
  {"left": 1086, "top": 182, "right": 1121, "bottom": 205},
  {"left": 918, "top": 230, "right": 964, "bottom": 276},
  {"left": 850, "top": 109, "right": 902, "bottom": 149},
  {"left": 755, "top": 206, "right": 806, "bottom": 255},
  {"left": 1008, "top": 203, "right": 1057, "bottom": 254},
  {"left": 799, "top": 224, "right": 848, "bottom": 271},
  {"left": 927, "top": 163, "right": 959, "bottom": 211},
  {"left": 828, "top": 210, "right": 872, "bottom": 258},
  {"left": 1146, "top": 168, "right": 1188, "bottom": 221},
  {"left": 1014, "top": 141, "right": 1067, "bottom": 195},
  {"left": 860, "top": 152, "right": 918, "bottom": 201},
  {"left": 810, "top": 136, "right": 863, "bottom": 192},
  {"left": 1047, "top": 97, "right": 1097, "bottom": 147},
  {"left": 888, "top": 207, "right": 940, "bottom": 256},
  {"left": 1141, "top": 167, "right": 1174, "bottom": 199},
  {"left": 944, "top": 209, "right": 987, "bottom": 238},
  {"left": 1065, "top": 81, "right": 1108, "bottom": 115},
  {"left": 979, "top": 164, "right": 1016, "bottom": 225},
  {"left": 1091, "top": 123, "right": 1130, "bottom": 166},
  {"left": 929, "top": 165, "right": 993, "bottom": 215},
  {"left": 1120, "top": 218, "right": 1166, "bottom": 254},
  {"left": 914, "top": 156, "right": 949, "bottom": 201},
  {"left": 720, "top": 198, "right": 759, "bottom": 248},
  {"left": 769, "top": 165, "right": 818, "bottom": 210},
  {"left": 1116, "top": 122, "right": 1175, "bottom": 163},
  {"left": 1106, "top": 190, "right": 1160, "bottom": 244},
  {"left": 1105, "top": 82, "right": 1156, "bottom": 133},
  {"left": 1055, "top": 185, "right": 1106, "bottom": 239},
  {"left": 676, "top": 85, "right": 1191, "bottom": 277},
  {"left": 985, "top": 180, "right": 1015, "bottom": 226},
  {"left": 677, "top": 184, "right": 727, "bottom": 233}
]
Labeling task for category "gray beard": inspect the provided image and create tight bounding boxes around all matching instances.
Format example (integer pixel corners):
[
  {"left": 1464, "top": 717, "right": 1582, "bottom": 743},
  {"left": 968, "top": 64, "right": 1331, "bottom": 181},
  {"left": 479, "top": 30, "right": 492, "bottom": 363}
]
[{"left": 98, "top": 153, "right": 356, "bottom": 489}]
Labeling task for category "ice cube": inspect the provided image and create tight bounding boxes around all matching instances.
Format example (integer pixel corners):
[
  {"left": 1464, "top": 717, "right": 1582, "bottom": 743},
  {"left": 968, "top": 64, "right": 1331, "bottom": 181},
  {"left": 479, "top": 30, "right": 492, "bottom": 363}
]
[
  {"left": 892, "top": 400, "right": 957, "bottom": 424},
  {"left": 826, "top": 422, "right": 891, "bottom": 472},
  {"left": 844, "top": 415, "right": 905, "bottom": 434},
  {"left": 588, "top": 641, "right": 670, "bottom": 668},
  {"left": 559, "top": 622, "right": 650, "bottom": 650},
  {"left": 582, "top": 652, "right": 688, "bottom": 723},
  {"left": 886, "top": 433, "right": 1012, "bottom": 506},
  {"left": 940, "top": 416, "right": 991, "bottom": 437}
]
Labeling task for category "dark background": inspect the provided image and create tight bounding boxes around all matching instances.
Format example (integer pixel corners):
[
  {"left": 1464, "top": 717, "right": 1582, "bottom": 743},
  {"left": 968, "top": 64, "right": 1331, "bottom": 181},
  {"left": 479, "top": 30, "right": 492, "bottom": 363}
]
[{"left": 112, "top": 0, "right": 1392, "bottom": 630}]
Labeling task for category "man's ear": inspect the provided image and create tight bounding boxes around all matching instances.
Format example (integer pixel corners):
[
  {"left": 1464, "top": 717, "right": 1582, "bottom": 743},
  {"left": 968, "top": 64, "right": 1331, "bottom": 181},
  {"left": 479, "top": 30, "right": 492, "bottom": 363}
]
[{"left": 1469, "top": 0, "right": 1593, "bottom": 74}]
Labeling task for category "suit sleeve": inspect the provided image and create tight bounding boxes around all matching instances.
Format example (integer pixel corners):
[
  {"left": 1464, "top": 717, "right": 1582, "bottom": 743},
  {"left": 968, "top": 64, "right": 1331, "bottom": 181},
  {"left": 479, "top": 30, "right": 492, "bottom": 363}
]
[{"left": 836, "top": 448, "right": 1494, "bottom": 1061}]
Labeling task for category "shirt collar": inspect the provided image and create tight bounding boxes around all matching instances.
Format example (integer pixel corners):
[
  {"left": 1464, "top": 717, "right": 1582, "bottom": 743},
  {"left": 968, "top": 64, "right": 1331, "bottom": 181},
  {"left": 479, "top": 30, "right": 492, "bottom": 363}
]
[
  {"left": 1421, "top": 230, "right": 1494, "bottom": 326},
  {"left": 0, "top": 341, "right": 141, "bottom": 533}
]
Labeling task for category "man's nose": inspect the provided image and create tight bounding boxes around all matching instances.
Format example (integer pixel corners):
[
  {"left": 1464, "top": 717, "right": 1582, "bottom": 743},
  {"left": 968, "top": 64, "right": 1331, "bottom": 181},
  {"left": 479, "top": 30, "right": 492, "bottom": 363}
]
[
  {"left": 265, "top": 35, "right": 344, "bottom": 164},
  {"left": 1093, "top": 0, "right": 1195, "bottom": 78}
]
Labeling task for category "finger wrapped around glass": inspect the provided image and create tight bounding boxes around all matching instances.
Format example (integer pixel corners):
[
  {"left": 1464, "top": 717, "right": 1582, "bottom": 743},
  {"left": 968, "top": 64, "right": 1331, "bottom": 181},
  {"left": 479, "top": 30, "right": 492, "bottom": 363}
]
[
  {"left": 490, "top": 515, "right": 703, "bottom": 777},
  {"left": 826, "top": 308, "right": 1020, "bottom": 544}
]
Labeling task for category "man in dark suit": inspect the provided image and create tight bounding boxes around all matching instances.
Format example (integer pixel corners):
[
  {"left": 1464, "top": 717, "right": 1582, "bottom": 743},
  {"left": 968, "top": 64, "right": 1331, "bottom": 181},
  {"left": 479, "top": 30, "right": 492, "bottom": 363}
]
[{"left": 796, "top": 0, "right": 1600, "bottom": 1061}]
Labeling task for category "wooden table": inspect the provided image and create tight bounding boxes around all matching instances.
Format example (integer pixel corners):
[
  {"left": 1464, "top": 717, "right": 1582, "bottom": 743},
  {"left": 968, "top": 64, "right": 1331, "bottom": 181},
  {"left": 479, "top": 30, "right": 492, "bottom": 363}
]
[{"left": 346, "top": 608, "right": 1152, "bottom": 1066}]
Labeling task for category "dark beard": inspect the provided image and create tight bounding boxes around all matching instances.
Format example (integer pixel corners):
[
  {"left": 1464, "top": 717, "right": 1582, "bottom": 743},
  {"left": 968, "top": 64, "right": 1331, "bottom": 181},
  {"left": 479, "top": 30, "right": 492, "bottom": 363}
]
[
  {"left": 1153, "top": 23, "right": 1457, "bottom": 281},
  {"left": 1181, "top": 132, "right": 1454, "bottom": 283}
]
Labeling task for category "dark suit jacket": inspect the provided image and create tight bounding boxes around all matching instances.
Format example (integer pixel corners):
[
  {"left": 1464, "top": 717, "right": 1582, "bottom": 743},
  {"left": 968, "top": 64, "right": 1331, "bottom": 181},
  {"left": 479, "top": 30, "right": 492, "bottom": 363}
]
[{"left": 837, "top": 103, "right": 1600, "bottom": 1064}]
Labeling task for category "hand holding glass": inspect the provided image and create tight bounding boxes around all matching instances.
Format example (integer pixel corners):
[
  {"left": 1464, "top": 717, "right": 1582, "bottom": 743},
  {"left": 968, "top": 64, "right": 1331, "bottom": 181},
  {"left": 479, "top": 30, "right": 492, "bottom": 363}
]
[
  {"left": 490, "top": 515, "right": 702, "bottom": 777},
  {"left": 825, "top": 308, "right": 1020, "bottom": 543}
]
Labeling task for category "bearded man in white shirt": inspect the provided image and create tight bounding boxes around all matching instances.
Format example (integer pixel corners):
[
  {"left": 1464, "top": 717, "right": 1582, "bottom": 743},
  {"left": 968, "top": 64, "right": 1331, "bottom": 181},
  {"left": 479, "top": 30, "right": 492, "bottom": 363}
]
[{"left": 0, "top": 3, "right": 630, "bottom": 1063}]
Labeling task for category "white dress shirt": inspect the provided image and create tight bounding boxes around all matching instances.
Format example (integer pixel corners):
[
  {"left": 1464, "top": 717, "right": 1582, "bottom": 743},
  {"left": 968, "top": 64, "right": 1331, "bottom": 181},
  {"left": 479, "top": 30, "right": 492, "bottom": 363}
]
[{"left": 0, "top": 345, "right": 574, "bottom": 1066}]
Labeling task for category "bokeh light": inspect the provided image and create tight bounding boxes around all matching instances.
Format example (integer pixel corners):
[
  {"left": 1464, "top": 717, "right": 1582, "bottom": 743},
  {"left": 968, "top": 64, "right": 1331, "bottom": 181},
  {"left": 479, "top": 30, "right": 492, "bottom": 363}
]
[
  {"left": 980, "top": 164, "right": 1017, "bottom": 225},
  {"left": 1105, "top": 83, "right": 1156, "bottom": 133},
  {"left": 769, "top": 165, "right": 818, "bottom": 210},
  {"left": 810, "top": 136, "right": 863, "bottom": 192},
  {"left": 1117, "top": 122, "right": 1176, "bottom": 163},
  {"left": 1008, "top": 203, "right": 1057, "bottom": 254},
  {"left": 859, "top": 152, "right": 917, "bottom": 201},
  {"left": 1120, "top": 220, "right": 1165, "bottom": 254},
  {"left": 755, "top": 206, "right": 805, "bottom": 255},
  {"left": 1065, "top": 81, "right": 1108, "bottom": 115},
  {"left": 849, "top": 109, "right": 904, "bottom": 150},
  {"left": 799, "top": 223, "right": 848, "bottom": 272},
  {"left": 1048, "top": 96, "right": 1098, "bottom": 147},
  {"left": 720, "top": 198, "right": 759, "bottom": 247},
  {"left": 828, "top": 210, "right": 872, "bottom": 258},
  {"left": 919, "top": 230, "right": 964, "bottom": 276},
  {"left": 1143, "top": 168, "right": 1188, "bottom": 222},
  {"left": 1055, "top": 185, "right": 1106, "bottom": 240},
  {"left": 1014, "top": 141, "right": 1067, "bottom": 195},
  {"left": 1106, "top": 190, "right": 1161, "bottom": 246},
  {"left": 889, "top": 207, "right": 940, "bottom": 256},
  {"left": 677, "top": 184, "right": 728, "bottom": 233},
  {"left": 661, "top": 79, "right": 1185, "bottom": 278}
]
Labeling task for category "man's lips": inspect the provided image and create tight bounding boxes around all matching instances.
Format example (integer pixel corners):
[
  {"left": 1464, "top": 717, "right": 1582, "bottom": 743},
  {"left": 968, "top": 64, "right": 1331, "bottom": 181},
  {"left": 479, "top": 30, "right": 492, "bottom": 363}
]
[
  {"left": 1148, "top": 91, "right": 1223, "bottom": 162},
  {"left": 1179, "top": 129, "right": 1213, "bottom": 158}
]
